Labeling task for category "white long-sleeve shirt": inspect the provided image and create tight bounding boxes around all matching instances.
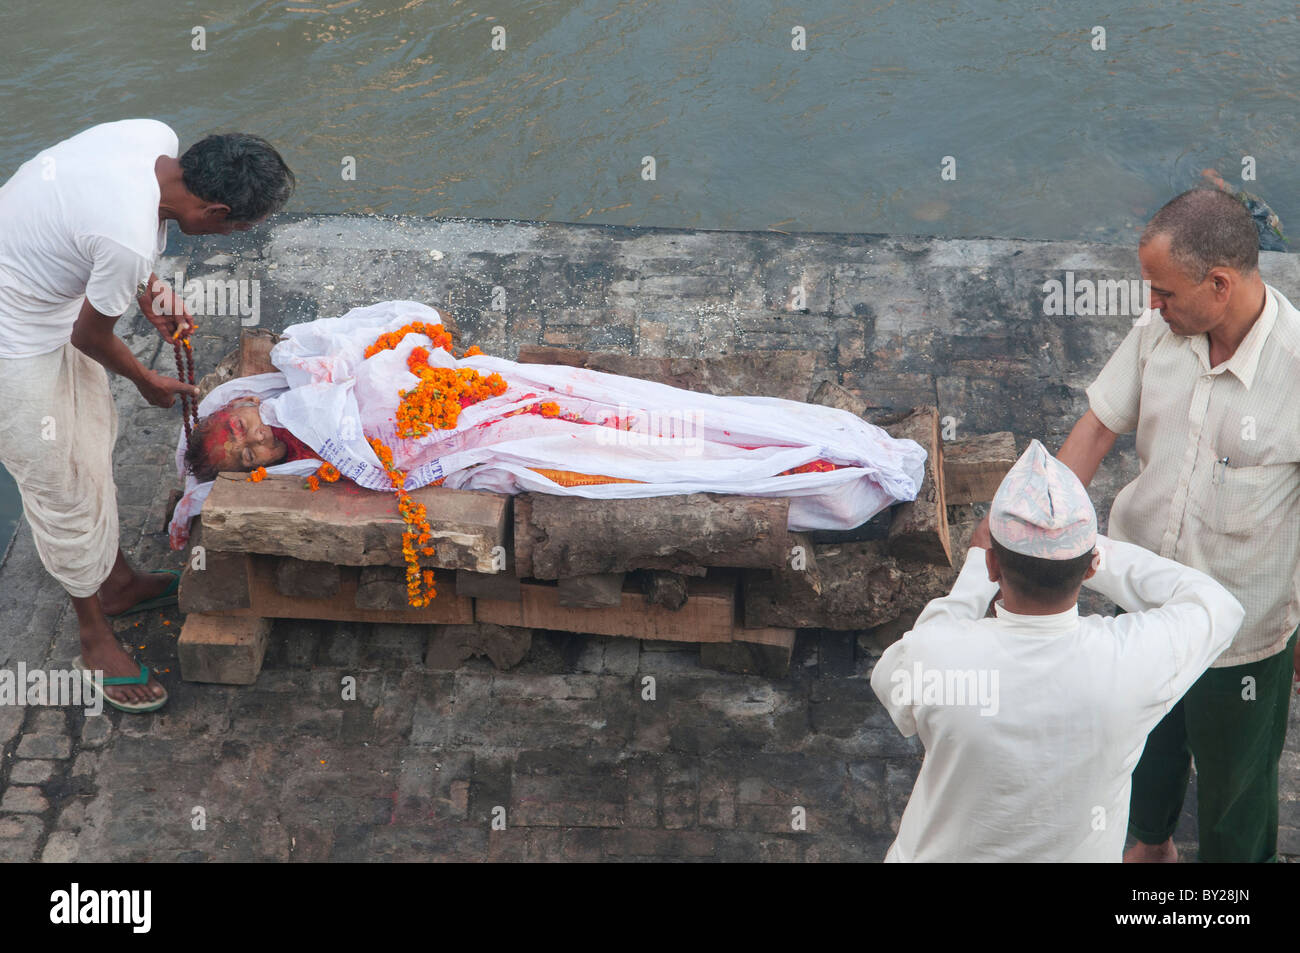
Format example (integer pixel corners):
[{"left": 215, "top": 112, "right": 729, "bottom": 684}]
[{"left": 870, "top": 536, "right": 1243, "bottom": 862}]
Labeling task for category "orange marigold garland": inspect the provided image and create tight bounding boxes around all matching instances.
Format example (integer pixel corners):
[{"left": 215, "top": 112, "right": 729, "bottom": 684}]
[
  {"left": 367, "top": 434, "right": 441, "bottom": 607},
  {"left": 305, "top": 461, "right": 341, "bottom": 491},
  {"left": 249, "top": 322, "right": 508, "bottom": 607},
  {"left": 371, "top": 328, "right": 508, "bottom": 604},
  {"left": 363, "top": 321, "right": 454, "bottom": 359},
  {"left": 394, "top": 347, "right": 507, "bottom": 439}
]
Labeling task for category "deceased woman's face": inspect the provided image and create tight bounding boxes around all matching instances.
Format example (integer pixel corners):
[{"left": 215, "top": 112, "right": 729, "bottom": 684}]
[{"left": 207, "top": 397, "right": 287, "bottom": 471}]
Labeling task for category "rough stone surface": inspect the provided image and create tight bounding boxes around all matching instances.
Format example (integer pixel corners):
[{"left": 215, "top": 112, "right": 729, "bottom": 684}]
[
  {"left": 1, "top": 786, "right": 49, "bottom": 814},
  {"left": 0, "top": 217, "right": 1295, "bottom": 862},
  {"left": 15, "top": 733, "right": 71, "bottom": 761},
  {"left": 8, "top": 759, "right": 56, "bottom": 785},
  {"left": 425, "top": 623, "right": 533, "bottom": 671}
]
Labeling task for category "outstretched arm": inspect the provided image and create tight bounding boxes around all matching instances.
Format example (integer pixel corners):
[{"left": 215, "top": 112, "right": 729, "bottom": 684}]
[
  {"left": 1085, "top": 535, "right": 1243, "bottom": 707},
  {"left": 70, "top": 297, "right": 198, "bottom": 409},
  {"left": 911, "top": 546, "right": 1001, "bottom": 630},
  {"left": 1057, "top": 410, "right": 1119, "bottom": 488}
]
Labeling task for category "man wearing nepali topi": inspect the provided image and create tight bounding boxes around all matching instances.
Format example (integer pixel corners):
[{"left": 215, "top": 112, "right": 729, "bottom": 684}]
[
  {"left": 973, "top": 187, "right": 1300, "bottom": 862},
  {"left": 0, "top": 120, "right": 294, "bottom": 712},
  {"left": 872, "top": 441, "right": 1241, "bottom": 861}
]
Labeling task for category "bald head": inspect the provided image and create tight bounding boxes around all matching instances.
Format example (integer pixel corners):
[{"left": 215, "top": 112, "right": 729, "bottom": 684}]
[{"left": 1140, "top": 188, "right": 1259, "bottom": 282}]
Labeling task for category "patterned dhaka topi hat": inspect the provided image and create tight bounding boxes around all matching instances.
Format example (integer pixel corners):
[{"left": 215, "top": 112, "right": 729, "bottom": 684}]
[{"left": 989, "top": 438, "right": 1097, "bottom": 559}]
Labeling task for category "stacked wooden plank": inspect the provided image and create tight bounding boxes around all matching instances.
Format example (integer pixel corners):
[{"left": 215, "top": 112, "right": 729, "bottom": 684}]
[{"left": 176, "top": 335, "right": 1017, "bottom": 685}]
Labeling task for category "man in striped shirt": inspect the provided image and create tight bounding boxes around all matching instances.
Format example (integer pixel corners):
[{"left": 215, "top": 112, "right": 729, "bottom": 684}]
[{"left": 977, "top": 188, "right": 1298, "bottom": 862}]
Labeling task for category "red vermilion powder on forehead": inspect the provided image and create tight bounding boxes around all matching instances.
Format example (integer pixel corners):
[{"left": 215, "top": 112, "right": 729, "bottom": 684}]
[{"left": 196, "top": 408, "right": 237, "bottom": 461}]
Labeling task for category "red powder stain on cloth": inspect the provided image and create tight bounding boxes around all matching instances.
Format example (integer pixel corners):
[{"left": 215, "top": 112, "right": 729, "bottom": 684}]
[{"left": 271, "top": 427, "right": 319, "bottom": 463}]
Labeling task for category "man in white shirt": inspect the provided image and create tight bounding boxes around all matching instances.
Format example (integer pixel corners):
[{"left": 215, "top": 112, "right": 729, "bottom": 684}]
[
  {"left": 871, "top": 440, "right": 1242, "bottom": 861},
  {"left": 973, "top": 188, "right": 1300, "bottom": 862},
  {"left": 0, "top": 120, "right": 294, "bottom": 711}
]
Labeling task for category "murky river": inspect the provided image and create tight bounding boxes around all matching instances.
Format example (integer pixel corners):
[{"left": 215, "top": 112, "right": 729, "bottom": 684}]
[{"left": 1, "top": 0, "right": 1296, "bottom": 551}]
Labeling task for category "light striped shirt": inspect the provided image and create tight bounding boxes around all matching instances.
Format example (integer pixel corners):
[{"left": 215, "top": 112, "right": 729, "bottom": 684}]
[{"left": 1086, "top": 283, "right": 1300, "bottom": 666}]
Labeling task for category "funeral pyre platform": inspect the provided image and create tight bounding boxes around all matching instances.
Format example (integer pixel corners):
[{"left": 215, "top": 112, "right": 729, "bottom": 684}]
[{"left": 175, "top": 331, "right": 1016, "bottom": 684}]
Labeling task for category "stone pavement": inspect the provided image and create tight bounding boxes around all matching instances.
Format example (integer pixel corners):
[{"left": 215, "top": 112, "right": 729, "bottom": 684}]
[{"left": 0, "top": 216, "right": 1296, "bottom": 861}]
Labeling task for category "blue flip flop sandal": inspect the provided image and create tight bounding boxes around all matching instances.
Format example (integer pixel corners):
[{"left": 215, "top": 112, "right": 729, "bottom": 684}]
[
  {"left": 107, "top": 570, "right": 181, "bottom": 618},
  {"left": 74, "top": 658, "right": 168, "bottom": 714}
]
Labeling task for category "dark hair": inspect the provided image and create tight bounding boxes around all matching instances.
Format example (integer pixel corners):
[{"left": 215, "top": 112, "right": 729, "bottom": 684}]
[
  {"left": 1140, "top": 188, "right": 1259, "bottom": 281},
  {"left": 990, "top": 537, "right": 1095, "bottom": 602},
  {"left": 179, "top": 133, "right": 295, "bottom": 222}
]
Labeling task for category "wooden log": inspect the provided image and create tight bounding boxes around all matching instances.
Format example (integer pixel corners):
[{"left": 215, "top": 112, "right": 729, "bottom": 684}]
[
  {"left": 201, "top": 473, "right": 509, "bottom": 572},
  {"left": 196, "top": 329, "right": 283, "bottom": 402},
  {"left": 475, "top": 577, "right": 737, "bottom": 642},
  {"left": 640, "top": 570, "right": 689, "bottom": 610},
  {"left": 274, "top": 557, "right": 341, "bottom": 600},
  {"left": 212, "top": 556, "right": 472, "bottom": 625},
  {"left": 455, "top": 569, "right": 523, "bottom": 602},
  {"left": 855, "top": 511, "right": 982, "bottom": 649},
  {"left": 237, "top": 327, "right": 281, "bottom": 377},
  {"left": 515, "top": 492, "right": 790, "bottom": 579},
  {"left": 178, "top": 615, "right": 271, "bottom": 685},
  {"left": 558, "top": 573, "right": 627, "bottom": 608},
  {"left": 355, "top": 566, "right": 410, "bottom": 611},
  {"left": 513, "top": 493, "right": 535, "bottom": 578},
  {"left": 700, "top": 627, "right": 797, "bottom": 678},
  {"left": 811, "top": 378, "right": 940, "bottom": 422},
  {"left": 196, "top": 345, "right": 241, "bottom": 403},
  {"left": 884, "top": 407, "right": 951, "bottom": 567},
  {"left": 859, "top": 607, "right": 924, "bottom": 655},
  {"left": 178, "top": 522, "right": 252, "bottom": 615},
  {"left": 810, "top": 380, "right": 868, "bottom": 417},
  {"left": 942, "top": 432, "right": 1016, "bottom": 504},
  {"left": 742, "top": 540, "right": 959, "bottom": 630},
  {"left": 784, "top": 532, "right": 822, "bottom": 597},
  {"left": 425, "top": 623, "right": 532, "bottom": 671},
  {"left": 515, "top": 347, "right": 818, "bottom": 402}
]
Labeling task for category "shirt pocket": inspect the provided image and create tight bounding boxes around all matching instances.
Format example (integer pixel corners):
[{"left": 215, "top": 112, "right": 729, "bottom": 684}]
[{"left": 1202, "top": 462, "right": 1283, "bottom": 536}]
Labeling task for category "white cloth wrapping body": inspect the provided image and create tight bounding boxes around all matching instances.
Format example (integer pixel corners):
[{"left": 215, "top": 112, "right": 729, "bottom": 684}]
[
  {"left": 169, "top": 301, "right": 926, "bottom": 548},
  {"left": 0, "top": 343, "right": 120, "bottom": 596}
]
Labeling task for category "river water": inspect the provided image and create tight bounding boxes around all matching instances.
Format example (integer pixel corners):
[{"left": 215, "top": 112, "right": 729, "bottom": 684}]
[{"left": 0, "top": 0, "right": 1296, "bottom": 553}]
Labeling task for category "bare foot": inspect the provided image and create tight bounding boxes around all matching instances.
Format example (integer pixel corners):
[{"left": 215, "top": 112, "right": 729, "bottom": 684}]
[
  {"left": 98, "top": 570, "right": 174, "bottom": 616},
  {"left": 80, "top": 623, "right": 166, "bottom": 707},
  {"left": 1124, "top": 839, "right": 1178, "bottom": 863}
]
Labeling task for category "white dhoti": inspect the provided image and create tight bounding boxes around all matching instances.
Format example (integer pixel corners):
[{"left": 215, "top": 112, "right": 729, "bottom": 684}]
[{"left": 0, "top": 343, "right": 119, "bottom": 597}]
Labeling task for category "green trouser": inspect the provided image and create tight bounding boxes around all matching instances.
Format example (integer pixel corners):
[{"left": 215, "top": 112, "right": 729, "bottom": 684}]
[{"left": 1128, "top": 628, "right": 1297, "bottom": 862}]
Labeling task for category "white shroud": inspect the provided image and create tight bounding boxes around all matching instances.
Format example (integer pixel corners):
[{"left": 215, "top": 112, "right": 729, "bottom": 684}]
[{"left": 169, "top": 301, "right": 926, "bottom": 549}]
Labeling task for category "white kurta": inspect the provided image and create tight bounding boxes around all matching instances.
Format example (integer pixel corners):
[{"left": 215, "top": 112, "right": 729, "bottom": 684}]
[{"left": 870, "top": 536, "right": 1243, "bottom": 862}]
